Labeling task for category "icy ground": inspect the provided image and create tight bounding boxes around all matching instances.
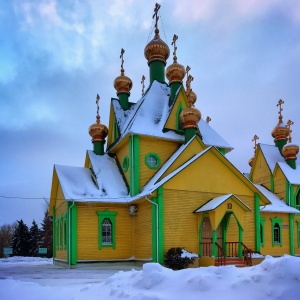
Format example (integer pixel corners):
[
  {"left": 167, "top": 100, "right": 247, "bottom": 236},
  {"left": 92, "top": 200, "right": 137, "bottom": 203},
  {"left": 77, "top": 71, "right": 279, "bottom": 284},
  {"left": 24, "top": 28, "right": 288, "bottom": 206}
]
[{"left": 0, "top": 256, "right": 300, "bottom": 300}]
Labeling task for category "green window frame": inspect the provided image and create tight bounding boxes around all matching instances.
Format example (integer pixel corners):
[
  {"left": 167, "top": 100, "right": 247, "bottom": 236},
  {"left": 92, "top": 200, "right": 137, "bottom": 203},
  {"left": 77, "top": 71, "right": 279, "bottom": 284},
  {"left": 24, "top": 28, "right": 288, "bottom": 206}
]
[
  {"left": 122, "top": 156, "right": 129, "bottom": 173},
  {"left": 96, "top": 210, "right": 118, "bottom": 249},
  {"left": 145, "top": 153, "right": 161, "bottom": 169},
  {"left": 296, "top": 188, "right": 300, "bottom": 211},
  {"left": 271, "top": 217, "right": 282, "bottom": 246},
  {"left": 260, "top": 217, "right": 266, "bottom": 246}
]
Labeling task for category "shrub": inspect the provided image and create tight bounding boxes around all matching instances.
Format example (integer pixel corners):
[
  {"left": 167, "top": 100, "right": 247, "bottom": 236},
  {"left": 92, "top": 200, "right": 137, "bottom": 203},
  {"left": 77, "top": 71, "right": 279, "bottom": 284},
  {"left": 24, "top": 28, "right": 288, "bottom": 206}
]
[{"left": 165, "top": 247, "right": 198, "bottom": 270}]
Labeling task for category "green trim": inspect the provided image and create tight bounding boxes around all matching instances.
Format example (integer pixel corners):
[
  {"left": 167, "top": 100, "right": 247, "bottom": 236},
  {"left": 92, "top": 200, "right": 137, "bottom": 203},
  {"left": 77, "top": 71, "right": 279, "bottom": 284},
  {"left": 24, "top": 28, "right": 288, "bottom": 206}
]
[
  {"left": 170, "top": 82, "right": 182, "bottom": 101},
  {"left": 270, "top": 175, "right": 274, "bottom": 193},
  {"left": 118, "top": 93, "right": 129, "bottom": 110},
  {"left": 113, "top": 118, "right": 119, "bottom": 142},
  {"left": 93, "top": 141, "right": 105, "bottom": 155},
  {"left": 145, "top": 152, "right": 161, "bottom": 170},
  {"left": 212, "top": 230, "right": 217, "bottom": 257},
  {"left": 238, "top": 227, "right": 243, "bottom": 258},
  {"left": 297, "top": 220, "right": 300, "bottom": 247},
  {"left": 176, "top": 102, "right": 184, "bottom": 132},
  {"left": 149, "top": 60, "right": 165, "bottom": 84},
  {"left": 129, "top": 135, "right": 140, "bottom": 196},
  {"left": 289, "top": 214, "right": 295, "bottom": 255},
  {"left": 296, "top": 187, "right": 300, "bottom": 211},
  {"left": 184, "top": 127, "right": 197, "bottom": 143},
  {"left": 286, "top": 180, "right": 289, "bottom": 205},
  {"left": 286, "top": 158, "right": 297, "bottom": 169},
  {"left": 254, "top": 193, "right": 261, "bottom": 252},
  {"left": 271, "top": 217, "right": 283, "bottom": 247},
  {"left": 122, "top": 156, "right": 129, "bottom": 173},
  {"left": 218, "top": 148, "right": 225, "bottom": 155},
  {"left": 151, "top": 196, "right": 158, "bottom": 262},
  {"left": 68, "top": 202, "right": 77, "bottom": 265},
  {"left": 158, "top": 186, "right": 164, "bottom": 264},
  {"left": 52, "top": 207, "right": 56, "bottom": 258},
  {"left": 260, "top": 217, "right": 266, "bottom": 247},
  {"left": 96, "top": 210, "right": 118, "bottom": 250}
]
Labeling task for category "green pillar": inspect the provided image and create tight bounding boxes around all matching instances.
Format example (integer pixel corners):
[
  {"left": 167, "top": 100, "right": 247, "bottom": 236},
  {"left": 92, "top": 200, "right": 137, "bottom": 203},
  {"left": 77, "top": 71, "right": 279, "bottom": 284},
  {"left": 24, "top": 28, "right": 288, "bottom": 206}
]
[
  {"left": 68, "top": 202, "right": 77, "bottom": 265},
  {"left": 289, "top": 214, "right": 295, "bottom": 256},
  {"left": 238, "top": 227, "right": 243, "bottom": 258},
  {"left": 129, "top": 135, "right": 140, "bottom": 196},
  {"left": 212, "top": 230, "right": 217, "bottom": 257},
  {"left": 275, "top": 139, "right": 287, "bottom": 153},
  {"left": 158, "top": 186, "right": 164, "bottom": 264},
  {"left": 254, "top": 193, "right": 261, "bottom": 252},
  {"left": 118, "top": 93, "right": 129, "bottom": 110},
  {"left": 149, "top": 61, "right": 165, "bottom": 84},
  {"left": 152, "top": 196, "right": 158, "bottom": 263},
  {"left": 184, "top": 127, "right": 197, "bottom": 143},
  {"left": 93, "top": 141, "right": 105, "bottom": 155},
  {"left": 169, "top": 82, "right": 181, "bottom": 100}
]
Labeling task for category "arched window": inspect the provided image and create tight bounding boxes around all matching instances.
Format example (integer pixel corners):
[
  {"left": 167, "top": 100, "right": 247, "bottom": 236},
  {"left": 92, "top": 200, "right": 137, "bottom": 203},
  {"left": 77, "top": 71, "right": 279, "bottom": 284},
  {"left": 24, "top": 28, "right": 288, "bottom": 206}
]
[
  {"left": 102, "top": 218, "right": 112, "bottom": 245},
  {"left": 273, "top": 223, "right": 280, "bottom": 244}
]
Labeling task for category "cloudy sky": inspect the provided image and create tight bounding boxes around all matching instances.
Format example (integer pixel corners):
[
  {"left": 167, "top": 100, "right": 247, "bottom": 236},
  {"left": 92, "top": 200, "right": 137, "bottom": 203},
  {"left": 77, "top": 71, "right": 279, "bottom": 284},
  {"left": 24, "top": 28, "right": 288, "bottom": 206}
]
[{"left": 1, "top": 0, "right": 300, "bottom": 226}]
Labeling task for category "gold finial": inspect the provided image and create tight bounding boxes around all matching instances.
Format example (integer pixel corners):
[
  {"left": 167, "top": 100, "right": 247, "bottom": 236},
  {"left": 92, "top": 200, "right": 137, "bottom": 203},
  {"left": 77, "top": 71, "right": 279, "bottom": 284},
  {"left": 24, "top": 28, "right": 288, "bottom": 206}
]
[
  {"left": 206, "top": 116, "right": 211, "bottom": 123},
  {"left": 120, "top": 48, "right": 125, "bottom": 75},
  {"left": 171, "top": 34, "right": 178, "bottom": 63},
  {"left": 277, "top": 99, "right": 284, "bottom": 122},
  {"left": 141, "top": 75, "right": 146, "bottom": 96},
  {"left": 153, "top": 3, "right": 161, "bottom": 31},
  {"left": 252, "top": 134, "right": 259, "bottom": 151},
  {"left": 96, "top": 94, "right": 100, "bottom": 123},
  {"left": 286, "top": 120, "right": 294, "bottom": 142}
]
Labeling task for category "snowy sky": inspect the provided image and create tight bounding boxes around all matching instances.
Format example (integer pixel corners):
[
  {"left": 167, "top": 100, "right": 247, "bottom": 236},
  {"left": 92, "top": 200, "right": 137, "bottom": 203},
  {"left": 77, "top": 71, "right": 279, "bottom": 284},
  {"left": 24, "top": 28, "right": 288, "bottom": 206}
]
[{"left": 1, "top": 0, "right": 300, "bottom": 226}]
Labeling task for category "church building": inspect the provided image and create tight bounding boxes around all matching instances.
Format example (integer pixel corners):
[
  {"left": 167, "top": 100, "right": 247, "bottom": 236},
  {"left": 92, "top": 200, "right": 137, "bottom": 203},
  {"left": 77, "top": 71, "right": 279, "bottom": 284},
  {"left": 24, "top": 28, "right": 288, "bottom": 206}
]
[{"left": 49, "top": 4, "right": 300, "bottom": 267}]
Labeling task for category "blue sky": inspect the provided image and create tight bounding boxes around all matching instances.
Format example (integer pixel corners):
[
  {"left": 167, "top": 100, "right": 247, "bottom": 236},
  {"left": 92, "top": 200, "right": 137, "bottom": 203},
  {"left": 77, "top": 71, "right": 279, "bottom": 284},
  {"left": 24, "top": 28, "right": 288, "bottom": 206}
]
[{"left": 1, "top": 0, "right": 300, "bottom": 226}]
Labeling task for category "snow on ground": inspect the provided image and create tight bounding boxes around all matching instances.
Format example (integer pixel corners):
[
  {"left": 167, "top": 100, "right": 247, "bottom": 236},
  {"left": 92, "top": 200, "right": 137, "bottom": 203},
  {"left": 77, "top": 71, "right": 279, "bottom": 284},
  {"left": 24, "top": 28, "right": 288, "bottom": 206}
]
[{"left": 0, "top": 255, "right": 300, "bottom": 300}]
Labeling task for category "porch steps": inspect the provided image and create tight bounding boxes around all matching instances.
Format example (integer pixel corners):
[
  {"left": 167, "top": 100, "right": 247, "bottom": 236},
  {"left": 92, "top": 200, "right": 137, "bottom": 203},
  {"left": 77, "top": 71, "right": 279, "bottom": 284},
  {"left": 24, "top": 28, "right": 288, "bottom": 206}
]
[{"left": 215, "top": 257, "right": 247, "bottom": 267}]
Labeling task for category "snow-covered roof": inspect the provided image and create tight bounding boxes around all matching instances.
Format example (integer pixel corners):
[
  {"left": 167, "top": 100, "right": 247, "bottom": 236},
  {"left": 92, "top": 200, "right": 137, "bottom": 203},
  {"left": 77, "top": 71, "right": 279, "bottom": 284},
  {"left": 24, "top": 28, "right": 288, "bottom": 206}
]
[
  {"left": 259, "top": 144, "right": 285, "bottom": 172},
  {"left": 276, "top": 162, "right": 300, "bottom": 185},
  {"left": 111, "top": 80, "right": 232, "bottom": 150},
  {"left": 255, "top": 184, "right": 300, "bottom": 213},
  {"left": 194, "top": 194, "right": 251, "bottom": 213}
]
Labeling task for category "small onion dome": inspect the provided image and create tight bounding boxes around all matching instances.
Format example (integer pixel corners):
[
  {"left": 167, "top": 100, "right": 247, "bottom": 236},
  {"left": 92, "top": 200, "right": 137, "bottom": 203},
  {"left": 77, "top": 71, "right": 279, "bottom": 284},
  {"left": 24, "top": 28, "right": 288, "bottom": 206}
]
[
  {"left": 88, "top": 115, "right": 108, "bottom": 142},
  {"left": 113, "top": 68, "right": 133, "bottom": 95},
  {"left": 144, "top": 29, "right": 170, "bottom": 65},
  {"left": 248, "top": 157, "right": 254, "bottom": 167},
  {"left": 282, "top": 143, "right": 299, "bottom": 161},
  {"left": 179, "top": 106, "right": 201, "bottom": 129},
  {"left": 166, "top": 61, "right": 185, "bottom": 84},
  {"left": 187, "top": 89, "right": 197, "bottom": 106}
]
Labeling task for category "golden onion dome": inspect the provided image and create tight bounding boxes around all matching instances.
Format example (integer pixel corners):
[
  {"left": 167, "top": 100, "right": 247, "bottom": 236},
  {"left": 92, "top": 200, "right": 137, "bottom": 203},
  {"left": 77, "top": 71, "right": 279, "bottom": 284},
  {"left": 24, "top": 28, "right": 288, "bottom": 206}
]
[
  {"left": 271, "top": 122, "right": 289, "bottom": 142},
  {"left": 88, "top": 115, "right": 108, "bottom": 142},
  {"left": 187, "top": 89, "right": 197, "bottom": 106},
  {"left": 179, "top": 105, "right": 201, "bottom": 129},
  {"left": 282, "top": 143, "right": 299, "bottom": 161},
  {"left": 166, "top": 61, "right": 185, "bottom": 84},
  {"left": 144, "top": 29, "right": 170, "bottom": 65},
  {"left": 248, "top": 157, "right": 254, "bottom": 167},
  {"left": 113, "top": 68, "right": 133, "bottom": 95}
]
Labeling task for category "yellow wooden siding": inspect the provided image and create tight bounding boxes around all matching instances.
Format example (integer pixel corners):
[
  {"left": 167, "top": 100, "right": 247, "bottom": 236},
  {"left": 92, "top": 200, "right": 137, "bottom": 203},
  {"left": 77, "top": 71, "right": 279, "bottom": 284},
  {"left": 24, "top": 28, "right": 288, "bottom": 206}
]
[
  {"left": 198, "top": 257, "right": 215, "bottom": 266},
  {"left": 76, "top": 203, "right": 133, "bottom": 260},
  {"left": 115, "top": 139, "right": 130, "bottom": 186},
  {"left": 163, "top": 189, "right": 200, "bottom": 254},
  {"left": 260, "top": 212, "right": 290, "bottom": 256},
  {"left": 164, "top": 150, "right": 253, "bottom": 196},
  {"left": 159, "top": 137, "right": 206, "bottom": 181},
  {"left": 133, "top": 200, "right": 152, "bottom": 259},
  {"left": 55, "top": 183, "right": 67, "bottom": 217},
  {"left": 226, "top": 215, "right": 239, "bottom": 243},
  {"left": 251, "top": 150, "right": 271, "bottom": 190},
  {"left": 274, "top": 168, "right": 286, "bottom": 201},
  {"left": 139, "top": 137, "right": 179, "bottom": 188}
]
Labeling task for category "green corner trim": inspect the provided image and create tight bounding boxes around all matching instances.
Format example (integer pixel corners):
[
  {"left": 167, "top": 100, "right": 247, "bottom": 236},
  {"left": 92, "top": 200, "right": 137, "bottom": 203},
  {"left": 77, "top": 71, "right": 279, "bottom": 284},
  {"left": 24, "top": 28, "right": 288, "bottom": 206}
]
[
  {"left": 260, "top": 218, "right": 266, "bottom": 247},
  {"left": 289, "top": 214, "right": 295, "bottom": 255},
  {"left": 68, "top": 202, "right": 77, "bottom": 265},
  {"left": 129, "top": 135, "right": 140, "bottom": 196},
  {"left": 152, "top": 196, "right": 158, "bottom": 262},
  {"left": 297, "top": 220, "right": 300, "bottom": 247},
  {"left": 271, "top": 217, "right": 283, "bottom": 247},
  {"left": 176, "top": 102, "right": 184, "bottom": 132},
  {"left": 158, "top": 186, "right": 164, "bottom": 264},
  {"left": 254, "top": 193, "right": 261, "bottom": 252},
  {"left": 97, "top": 210, "right": 118, "bottom": 250},
  {"left": 145, "top": 152, "right": 161, "bottom": 170},
  {"left": 52, "top": 207, "right": 56, "bottom": 258}
]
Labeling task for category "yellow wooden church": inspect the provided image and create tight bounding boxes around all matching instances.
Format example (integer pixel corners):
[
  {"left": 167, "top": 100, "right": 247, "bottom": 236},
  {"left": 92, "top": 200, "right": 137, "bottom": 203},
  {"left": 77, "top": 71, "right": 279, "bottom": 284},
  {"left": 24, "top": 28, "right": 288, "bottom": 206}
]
[{"left": 49, "top": 4, "right": 300, "bottom": 267}]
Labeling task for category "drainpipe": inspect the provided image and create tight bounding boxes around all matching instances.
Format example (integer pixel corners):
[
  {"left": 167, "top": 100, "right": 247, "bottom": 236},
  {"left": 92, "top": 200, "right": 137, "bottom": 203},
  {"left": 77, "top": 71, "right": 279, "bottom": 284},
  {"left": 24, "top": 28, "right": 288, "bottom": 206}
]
[
  {"left": 68, "top": 200, "right": 75, "bottom": 268},
  {"left": 145, "top": 196, "right": 159, "bottom": 263}
]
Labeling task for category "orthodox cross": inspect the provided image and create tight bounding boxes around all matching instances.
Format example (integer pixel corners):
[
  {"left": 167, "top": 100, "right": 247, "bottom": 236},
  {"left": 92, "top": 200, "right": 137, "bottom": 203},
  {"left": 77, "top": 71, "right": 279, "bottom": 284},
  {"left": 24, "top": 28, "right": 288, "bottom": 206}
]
[
  {"left": 96, "top": 94, "right": 100, "bottom": 123},
  {"left": 252, "top": 134, "right": 259, "bottom": 151},
  {"left": 141, "top": 75, "right": 146, "bottom": 96},
  {"left": 206, "top": 116, "right": 211, "bottom": 124},
  {"left": 186, "top": 74, "right": 194, "bottom": 91},
  {"left": 185, "top": 65, "right": 191, "bottom": 89},
  {"left": 286, "top": 119, "right": 294, "bottom": 142},
  {"left": 120, "top": 48, "right": 125, "bottom": 73},
  {"left": 153, "top": 3, "right": 161, "bottom": 30},
  {"left": 277, "top": 99, "right": 284, "bottom": 120},
  {"left": 171, "top": 34, "right": 178, "bottom": 62}
]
